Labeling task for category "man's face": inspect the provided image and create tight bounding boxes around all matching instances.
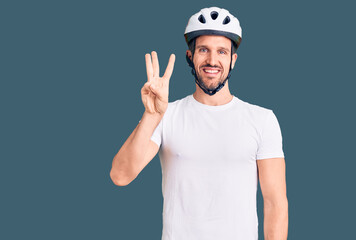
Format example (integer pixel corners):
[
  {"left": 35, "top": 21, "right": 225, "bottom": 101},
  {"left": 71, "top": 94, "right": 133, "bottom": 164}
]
[{"left": 187, "top": 35, "right": 237, "bottom": 91}]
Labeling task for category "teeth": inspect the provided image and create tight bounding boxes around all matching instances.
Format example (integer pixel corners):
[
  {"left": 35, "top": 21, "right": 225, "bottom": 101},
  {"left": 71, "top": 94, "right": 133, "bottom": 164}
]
[{"left": 204, "top": 69, "right": 219, "bottom": 73}]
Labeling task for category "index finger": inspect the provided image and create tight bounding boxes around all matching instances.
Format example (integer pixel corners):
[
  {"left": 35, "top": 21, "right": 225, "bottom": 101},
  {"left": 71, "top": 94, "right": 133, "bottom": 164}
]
[{"left": 163, "top": 54, "right": 175, "bottom": 81}]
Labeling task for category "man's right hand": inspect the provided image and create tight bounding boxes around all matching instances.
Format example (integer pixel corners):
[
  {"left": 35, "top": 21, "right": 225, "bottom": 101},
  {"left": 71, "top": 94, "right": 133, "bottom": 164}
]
[{"left": 141, "top": 51, "right": 175, "bottom": 115}]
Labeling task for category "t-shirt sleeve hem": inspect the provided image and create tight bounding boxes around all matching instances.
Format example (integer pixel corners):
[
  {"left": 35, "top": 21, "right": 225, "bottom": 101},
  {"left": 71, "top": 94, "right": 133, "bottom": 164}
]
[
  {"left": 150, "top": 135, "right": 161, "bottom": 147},
  {"left": 256, "top": 152, "right": 285, "bottom": 160}
]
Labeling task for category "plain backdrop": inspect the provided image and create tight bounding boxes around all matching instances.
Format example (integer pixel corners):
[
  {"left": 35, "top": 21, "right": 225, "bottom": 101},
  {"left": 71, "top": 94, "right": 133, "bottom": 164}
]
[{"left": 1, "top": 0, "right": 355, "bottom": 239}]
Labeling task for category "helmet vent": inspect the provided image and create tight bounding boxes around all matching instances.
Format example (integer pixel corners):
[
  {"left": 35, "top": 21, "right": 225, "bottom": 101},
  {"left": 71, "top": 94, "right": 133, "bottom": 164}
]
[
  {"left": 222, "top": 16, "right": 230, "bottom": 25},
  {"left": 198, "top": 14, "right": 206, "bottom": 23},
  {"left": 210, "top": 11, "right": 218, "bottom": 20}
]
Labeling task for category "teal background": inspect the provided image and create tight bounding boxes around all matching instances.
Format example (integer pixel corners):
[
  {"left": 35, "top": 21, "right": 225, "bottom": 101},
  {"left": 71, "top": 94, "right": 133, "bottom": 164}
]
[{"left": 1, "top": 0, "right": 355, "bottom": 239}]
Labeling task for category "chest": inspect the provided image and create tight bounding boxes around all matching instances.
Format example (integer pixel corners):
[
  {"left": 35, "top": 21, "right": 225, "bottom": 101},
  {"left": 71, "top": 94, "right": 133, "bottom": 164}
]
[{"left": 161, "top": 111, "right": 260, "bottom": 168}]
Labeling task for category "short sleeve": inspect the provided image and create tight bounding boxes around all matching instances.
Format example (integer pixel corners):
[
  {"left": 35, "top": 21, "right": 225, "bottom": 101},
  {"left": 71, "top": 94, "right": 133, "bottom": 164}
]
[
  {"left": 256, "top": 110, "right": 285, "bottom": 160},
  {"left": 150, "top": 117, "right": 163, "bottom": 147}
]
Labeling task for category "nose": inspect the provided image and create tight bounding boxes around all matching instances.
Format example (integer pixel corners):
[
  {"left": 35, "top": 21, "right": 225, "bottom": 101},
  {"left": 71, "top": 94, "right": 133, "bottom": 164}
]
[{"left": 206, "top": 51, "right": 218, "bottom": 66}]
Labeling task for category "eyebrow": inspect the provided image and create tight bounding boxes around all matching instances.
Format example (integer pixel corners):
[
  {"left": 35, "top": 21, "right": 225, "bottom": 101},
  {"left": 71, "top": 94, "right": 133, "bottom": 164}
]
[{"left": 196, "top": 45, "right": 231, "bottom": 53}]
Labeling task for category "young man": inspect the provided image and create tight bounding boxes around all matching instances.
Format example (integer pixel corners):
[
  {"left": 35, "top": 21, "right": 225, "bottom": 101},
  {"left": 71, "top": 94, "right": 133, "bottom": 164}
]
[{"left": 110, "top": 7, "right": 288, "bottom": 240}]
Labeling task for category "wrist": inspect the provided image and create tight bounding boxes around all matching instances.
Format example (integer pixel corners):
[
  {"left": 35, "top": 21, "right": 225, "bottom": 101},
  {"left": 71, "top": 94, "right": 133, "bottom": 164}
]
[{"left": 141, "top": 110, "right": 164, "bottom": 123}]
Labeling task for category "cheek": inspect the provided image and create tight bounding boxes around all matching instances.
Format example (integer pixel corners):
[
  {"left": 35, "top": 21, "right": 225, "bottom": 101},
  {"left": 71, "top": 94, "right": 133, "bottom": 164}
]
[
  {"left": 223, "top": 58, "right": 232, "bottom": 69},
  {"left": 193, "top": 56, "right": 204, "bottom": 66}
]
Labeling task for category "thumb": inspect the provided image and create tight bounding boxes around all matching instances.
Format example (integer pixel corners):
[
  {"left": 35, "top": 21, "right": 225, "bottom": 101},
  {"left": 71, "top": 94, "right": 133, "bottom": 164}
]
[
  {"left": 150, "top": 83, "right": 165, "bottom": 101},
  {"left": 150, "top": 83, "right": 158, "bottom": 94}
]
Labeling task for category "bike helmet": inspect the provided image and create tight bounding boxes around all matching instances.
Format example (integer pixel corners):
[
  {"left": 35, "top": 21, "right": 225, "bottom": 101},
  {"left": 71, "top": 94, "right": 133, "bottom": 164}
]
[{"left": 184, "top": 7, "right": 242, "bottom": 96}]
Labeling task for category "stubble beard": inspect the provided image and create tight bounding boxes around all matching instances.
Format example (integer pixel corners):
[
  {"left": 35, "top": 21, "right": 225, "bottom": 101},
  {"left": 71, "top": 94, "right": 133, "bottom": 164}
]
[{"left": 196, "top": 68, "right": 225, "bottom": 92}]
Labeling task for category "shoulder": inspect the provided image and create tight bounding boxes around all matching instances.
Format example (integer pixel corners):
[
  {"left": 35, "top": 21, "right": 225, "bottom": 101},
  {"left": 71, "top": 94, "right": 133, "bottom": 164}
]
[
  {"left": 234, "top": 97, "right": 275, "bottom": 130},
  {"left": 236, "top": 97, "right": 273, "bottom": 117},
  {"left": 166, "top": 95, "right": 191, "bottom": 111},
  {"left": 161, "top": 95, "right": 191, "bottom": 120},
  {"left": 234, "top": 98, "right": 281, "bottom": 143},
  {"left": 168, "top": 95, "right": 190, "bottom": 106}
]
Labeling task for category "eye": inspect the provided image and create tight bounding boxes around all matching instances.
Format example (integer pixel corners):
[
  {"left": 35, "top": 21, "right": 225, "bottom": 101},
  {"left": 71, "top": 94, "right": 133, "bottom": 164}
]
[
  {"left": 199, "top": 48, "right": 208, "bottom": 52},
  {"left": 219, "top": 50, "right": 227, "bottom": 54}
]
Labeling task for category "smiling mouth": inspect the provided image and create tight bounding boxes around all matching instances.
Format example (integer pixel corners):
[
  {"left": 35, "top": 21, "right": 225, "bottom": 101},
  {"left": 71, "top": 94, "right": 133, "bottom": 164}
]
[{"left": 202, "top": 68, "right": 221, "bottom": 76}]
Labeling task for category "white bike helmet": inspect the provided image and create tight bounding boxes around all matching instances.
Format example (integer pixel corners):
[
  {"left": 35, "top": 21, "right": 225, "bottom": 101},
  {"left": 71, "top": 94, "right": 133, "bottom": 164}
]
[
  {"left": 184, "top": 7, "right": 242, "bottom": 49},
  {"left": 184, "top": 7, "right": 242, "bottom": 96}
]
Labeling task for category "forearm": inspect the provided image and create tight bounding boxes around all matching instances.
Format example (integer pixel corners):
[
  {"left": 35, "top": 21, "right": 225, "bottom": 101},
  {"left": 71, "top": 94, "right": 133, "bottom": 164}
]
[
  {"left": 263, "top": 199, "right": 289, "bottom": 240},
  {"left": 110, "top": 111, "right": 163, "bottom": 185}
]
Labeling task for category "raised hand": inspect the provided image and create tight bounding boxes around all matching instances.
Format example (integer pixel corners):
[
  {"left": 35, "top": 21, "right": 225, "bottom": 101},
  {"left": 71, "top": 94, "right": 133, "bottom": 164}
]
[{"left": 141, "top": 51, "right": 175, "bottom": 115}]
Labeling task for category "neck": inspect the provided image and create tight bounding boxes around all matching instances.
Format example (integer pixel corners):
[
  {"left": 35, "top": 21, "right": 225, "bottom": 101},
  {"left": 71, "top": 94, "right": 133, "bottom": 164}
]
[{"left": 193, "top": 81, "right": 233, "bottom": 106}]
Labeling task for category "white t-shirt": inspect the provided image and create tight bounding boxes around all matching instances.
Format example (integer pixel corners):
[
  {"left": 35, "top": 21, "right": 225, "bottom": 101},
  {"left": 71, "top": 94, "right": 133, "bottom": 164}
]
[{"left": 150, "top": 94, "right": 285, "bottom": 240}]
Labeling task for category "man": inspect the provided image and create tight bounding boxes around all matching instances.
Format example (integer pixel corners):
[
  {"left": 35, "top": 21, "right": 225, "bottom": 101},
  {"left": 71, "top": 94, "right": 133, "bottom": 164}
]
[{"left": 110, "top": 6, "right": 288, "bottom": 240}]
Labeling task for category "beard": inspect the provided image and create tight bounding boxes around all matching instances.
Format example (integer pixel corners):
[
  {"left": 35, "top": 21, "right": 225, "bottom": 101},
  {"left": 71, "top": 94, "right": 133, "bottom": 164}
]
[{"left": 195, "top": 68, "right": 226, "bottom": 92}]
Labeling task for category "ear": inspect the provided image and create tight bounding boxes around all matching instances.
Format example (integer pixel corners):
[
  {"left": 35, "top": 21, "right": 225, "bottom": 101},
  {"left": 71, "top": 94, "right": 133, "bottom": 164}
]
[
  {"left": 186, "top": 50, "right": 192, "bottom": 61},
  {"left": 231, "top": 53, "right": 238, "bottom": 69}
]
